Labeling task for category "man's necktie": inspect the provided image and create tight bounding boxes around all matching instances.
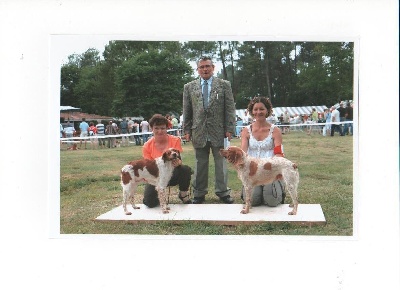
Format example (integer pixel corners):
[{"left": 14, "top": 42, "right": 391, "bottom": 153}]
[{"left": 203, "top": 80, "right": 209, "bottom": 109}]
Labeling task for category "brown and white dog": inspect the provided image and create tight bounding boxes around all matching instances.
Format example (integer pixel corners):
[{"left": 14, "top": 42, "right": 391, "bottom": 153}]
[
  {"left": 220, "top": 146, "right": 299, "bottom": 215},
  {"left": 120, "top": 148, "right": 181, "bottom": 214}
]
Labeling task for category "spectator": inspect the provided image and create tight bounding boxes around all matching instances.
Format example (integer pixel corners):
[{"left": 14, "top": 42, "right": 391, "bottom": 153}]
[
  {"left": 120, "top": 118, "right": 129, "bottom": 146},
  {"left": 60, "top": 123, "right": 65, "bottom": 145},
  {"left": 171, "top": 115, "right": 179, "bottom": 136},
  {"left": 63, "top": 121, "right": 75, "bottom": 148},
  {"left": 165, "top": 114, "right": 173, "bottom": 136},
  {"left": 127, "top": 117, "right": 134, "bottom": 141},
  {"left": 268, "top": 110, "right": 278, "bottom": 124},
  {"left": 330, "top": 106, "right": 344, "bottom": 136},
  {"left": 344, "top": 101, "right": 353, "bottom": 136},
  {"left": 133, "top": 120, "right": 141, "bottom": 145},
  {"left": 88, "top": 122, "right": 98, "bottom": 149},
  {"left": 322, "top": 108, "right": 331, "bottom": 136},
  {"left": 278, "top": 113, "right": 284, "bottom": 124},
  {"left": 291, "top": 114, "right": 301, "bottom": 125},
  {"left": 307, "top": 108, "right": 319, "bottom": 135},
  {"left": 142, "top": 114, "right": 193, "bottom": 207},
  {"left": 182, "top": 56, "right": 236, "bottom": 204},
  {"left": 79, "top": 118, "right": 89, "bottom": 149},
  {"left": 240, "top": 96, "right": 286, "bottom": 207},
  {"left": 338, "top": 101, "right": 346, "bottom": 122},
  {"left": 282, "top": 110, "right": 290, "bottom": 134},
  {"left": 338, "top": 101, "right": 346, "bottom": 132},
  {"left": 96, "top": 120, "right": 106, "bottom": 149},
  {"left": 106, "top": 120, "right": 117, "bottom": 148},
  {"left": 242, "top": 109, "right": 251, "bottom": 126},
  {"left": 140, "top": 119, "right": 150, "bottom": 144},
  {"left": 235, "top": 115, "right": 243, "bottom": 137},
  {"left": 165, "top": 114, "right": 173, "bottom": 129}
]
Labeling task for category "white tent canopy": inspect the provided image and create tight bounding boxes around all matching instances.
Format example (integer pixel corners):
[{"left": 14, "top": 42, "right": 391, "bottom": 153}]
[
  {"left": 236, "top": 105, "right": 328, "bottom": 120},
  {"left": 60, "top": 105, "right": 81, "bottom": 111}
]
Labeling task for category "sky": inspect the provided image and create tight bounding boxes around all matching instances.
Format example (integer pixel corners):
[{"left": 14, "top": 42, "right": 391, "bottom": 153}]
[
  {"left": 54, "top": 35, "right": 113, "bottom": 64},
  {"left": 54, "top": 36, "right": 208, "bottom": 74}
]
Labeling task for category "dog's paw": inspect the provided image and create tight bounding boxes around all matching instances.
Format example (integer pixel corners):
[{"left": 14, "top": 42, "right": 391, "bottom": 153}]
[
  {"left": 133, "top": 206, "right": 140, "bottom": 209},
  {"left": 162, "top": 210, "right": 169, "bottom": 214},
  {"left": 288, "top": 210, "right": 297, "bottom": 215},
  {"left": 240, "top": 208, "right": 249, "bottom": 214},
  {"left": 125, "top": 211, "right": 132, "bottom": 215}
]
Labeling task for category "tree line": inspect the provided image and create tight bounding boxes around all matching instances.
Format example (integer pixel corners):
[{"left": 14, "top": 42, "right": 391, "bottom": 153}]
[{"left": 60, "top": 41, "right": 353, "bottom": 119}]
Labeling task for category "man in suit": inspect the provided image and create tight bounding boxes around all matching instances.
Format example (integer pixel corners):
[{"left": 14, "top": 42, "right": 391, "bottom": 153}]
[{"left": 183, "top": 56, "right": 236, "bottom": 204}]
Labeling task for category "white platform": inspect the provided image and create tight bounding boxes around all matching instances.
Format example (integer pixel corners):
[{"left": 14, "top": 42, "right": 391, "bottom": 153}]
[{"left": 95, "top": 204, "right": 326, "bottom": 226}]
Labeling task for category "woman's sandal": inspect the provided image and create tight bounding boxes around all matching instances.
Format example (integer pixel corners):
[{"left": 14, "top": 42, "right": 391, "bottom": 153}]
[{"left": 178, "top": 192, "right": 192, "bottom": 204}]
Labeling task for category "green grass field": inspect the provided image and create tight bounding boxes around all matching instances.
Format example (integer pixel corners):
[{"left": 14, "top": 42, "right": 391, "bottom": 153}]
[{"left": 60, "top": 130, "right": 353, "bottom": 235}]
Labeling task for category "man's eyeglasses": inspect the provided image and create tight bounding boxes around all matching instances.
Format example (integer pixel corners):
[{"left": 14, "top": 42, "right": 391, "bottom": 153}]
[{"left": 197, "top": 64, "right": 213, "bottom": 70}]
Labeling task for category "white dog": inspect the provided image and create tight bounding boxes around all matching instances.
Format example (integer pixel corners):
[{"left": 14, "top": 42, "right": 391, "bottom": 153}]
[
  {"left": 220, "top": 146, "right": 299, "bottom": 215},
  {"left": 120, "top": 148, "right": 181, "bottom": 214}
]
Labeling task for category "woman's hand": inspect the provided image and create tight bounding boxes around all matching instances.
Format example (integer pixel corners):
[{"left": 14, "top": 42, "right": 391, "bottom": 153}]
[{"left": 172, "top": 159, "right": 182, "bottom": 167}]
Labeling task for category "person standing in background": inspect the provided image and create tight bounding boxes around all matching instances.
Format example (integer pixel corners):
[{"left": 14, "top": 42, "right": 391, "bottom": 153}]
[
  {"left": 282, "top": 110, "right": 290, "bottom": 134},
  {"left": 79, "top": 118, "right": 89, "bottom": 149},
  {"left": 307, "top": 108, "right": 319, "bottom": 135},
  {"left": 171, "top": 115, "right": 179, "bottom": 136},
  {"left": 88, "top": 122, "right": 98, "bottom": 149},
  {"left": 140, "top": 119, "right": 150, "bottom": 144},
  {"left": 63, "top": 121, "right": 75, "bottom": 149},
  {"left": 323, "top": 108, "right": 331, "bottom": 136},
  {"left": 120, "top": 118, "right": 129, "bottom": 146},
  {"left": 133, "top": 120, "right": 141, "bottom": 145},
  {"left": 96, "top": 120, "right": 106, "bottom": 149},
  {"left": 344, "top": 101, "right": 353, "bottom": 136},
  {"left": 106, "top": 120, "right": 117, "bottom": 148},
  {"left": 330, "top": 106, "right": 344, "bottom": 136},
  {"left": 127, "top": 117, "right": 134, "bottom": 142}
]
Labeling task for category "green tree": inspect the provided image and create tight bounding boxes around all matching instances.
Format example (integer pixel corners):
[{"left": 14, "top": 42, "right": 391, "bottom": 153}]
[
  {"left": 295, "top": 42, "right": 353, "bottom": 106},
  {"left": 114, "top": 49, "right": 192, "bottom": 119},
  {"left": 182, "top": 41, "right": 217, "bottom": 60},
  {"left": 60, "top": 55, "right": 81, "bottom": 107},
  {"left": 60, "top": 40, "right": 354, "bottom": 116}
]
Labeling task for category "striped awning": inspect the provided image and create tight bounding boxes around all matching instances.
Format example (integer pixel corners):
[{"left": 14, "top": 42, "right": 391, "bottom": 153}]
[
  {"left": 60, "top": 106, "right": 81, "bottom": 111},
  {"left": 236, "top": 105, "right": 327, "bottom": 120}
]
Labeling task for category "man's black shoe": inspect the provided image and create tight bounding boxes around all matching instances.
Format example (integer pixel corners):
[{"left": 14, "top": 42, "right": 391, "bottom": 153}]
[
  {"left": 220, "top": 195, "right": 234, "bottom": 204},
  {"left": 192, "top": 196, "right": 205, "bottom": 204}
]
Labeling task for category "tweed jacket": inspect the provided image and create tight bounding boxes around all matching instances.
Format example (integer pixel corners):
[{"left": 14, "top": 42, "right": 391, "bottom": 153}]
[{"left": 183, "top": 77, "right": 236, "bottom": 148}]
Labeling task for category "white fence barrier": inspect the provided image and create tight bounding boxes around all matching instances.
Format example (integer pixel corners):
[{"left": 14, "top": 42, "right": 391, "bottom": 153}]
[
  {"left": 61, "top": 121, "right": 353, "bottom": 143},
  {"left": 61, "top": 129, "right": 180, "bottom": 142}
]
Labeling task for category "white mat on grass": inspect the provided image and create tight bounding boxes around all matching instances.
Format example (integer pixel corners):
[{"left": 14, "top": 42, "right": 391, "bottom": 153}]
[{"left": 95, "top": 204, "right": 326, "bottom": 225}]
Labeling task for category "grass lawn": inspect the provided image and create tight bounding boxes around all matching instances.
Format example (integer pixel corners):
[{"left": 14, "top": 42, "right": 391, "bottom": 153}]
[{"left": 60, "top": 130, "right": 353, "bottom": 236}]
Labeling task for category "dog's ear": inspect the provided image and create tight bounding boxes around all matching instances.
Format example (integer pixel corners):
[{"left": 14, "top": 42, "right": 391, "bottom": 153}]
[
  {"left": 162, "top": 149, "right": 170, "bottom": 162},
  {"left": 234, "top": 149, "right": 245, "bottom": 165},
  {"left": 228, "top": 147, "right": 244, "bottom": 165}
]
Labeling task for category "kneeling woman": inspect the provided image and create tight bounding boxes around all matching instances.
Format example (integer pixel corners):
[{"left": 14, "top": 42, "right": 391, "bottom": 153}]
[
  {"left": 240, "top": 97, "right": 286, "bottom": 207},
  {"left": 142, "top": 114, "right": 192, "bottom": 207}
]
